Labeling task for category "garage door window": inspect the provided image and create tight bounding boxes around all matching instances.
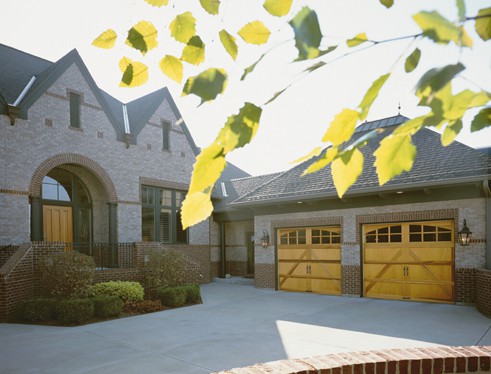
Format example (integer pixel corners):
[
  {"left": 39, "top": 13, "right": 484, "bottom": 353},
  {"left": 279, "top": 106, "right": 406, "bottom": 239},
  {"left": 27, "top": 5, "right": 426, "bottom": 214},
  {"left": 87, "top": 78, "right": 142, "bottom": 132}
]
[
  {"left": 365, "top": 225, "right": 402, "bottom": 243},
  {"left": 311, "top": 229, "right": 341, "bottom": 244},
  {"left": 409, "top": 224, "right": 452, "bottom": 242}
]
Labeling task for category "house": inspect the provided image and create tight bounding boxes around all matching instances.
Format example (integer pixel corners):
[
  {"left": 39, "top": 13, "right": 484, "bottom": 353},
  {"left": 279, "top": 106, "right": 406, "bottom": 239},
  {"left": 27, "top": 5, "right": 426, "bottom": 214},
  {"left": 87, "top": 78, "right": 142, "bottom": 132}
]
[{"left": 1, "top": 44, "right": 490, "bottom": 315}]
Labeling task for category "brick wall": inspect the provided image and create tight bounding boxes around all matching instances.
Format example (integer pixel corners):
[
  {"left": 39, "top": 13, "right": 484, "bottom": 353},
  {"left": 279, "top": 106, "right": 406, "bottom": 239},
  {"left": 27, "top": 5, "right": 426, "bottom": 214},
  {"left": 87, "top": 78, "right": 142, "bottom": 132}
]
[
  {"left": 0, "top": 246, "right": 19, "bottom": 267},
  {"left": 455, "top": 268, "right": 476, "bottom": 304},
  {"left": 216, "top": 346, "right": 491, "bottom": 374},
  {"left": 255, "top": 263, "right": 275, "bottom": 288},
  {"left": 227, "top": 261, "right": 247, "bottom": 277},
  {"left": 476, "top": 269, "right": 491, "bottom": 317},
  {"left": 342, "top": 265, "right": 361, "bottom": 296}
]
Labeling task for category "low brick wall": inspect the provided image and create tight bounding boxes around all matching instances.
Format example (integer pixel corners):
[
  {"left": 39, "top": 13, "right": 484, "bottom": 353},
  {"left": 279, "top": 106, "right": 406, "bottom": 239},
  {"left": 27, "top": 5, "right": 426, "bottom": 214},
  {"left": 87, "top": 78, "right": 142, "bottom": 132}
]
[
  {"left": 342, "top": 265, "right": 361, "bottom": 296},
  {"left": 216, "top": 346, "right": 491, "bottom": 374},
  {"left": 455, "top": 268, "right": 476, "bottom": 304},
  {"left": 255, "top": 263, "right": 275, "bottom": 288},
  {"left": 476, "top": 269, "right": 491, "bottom": 317}
]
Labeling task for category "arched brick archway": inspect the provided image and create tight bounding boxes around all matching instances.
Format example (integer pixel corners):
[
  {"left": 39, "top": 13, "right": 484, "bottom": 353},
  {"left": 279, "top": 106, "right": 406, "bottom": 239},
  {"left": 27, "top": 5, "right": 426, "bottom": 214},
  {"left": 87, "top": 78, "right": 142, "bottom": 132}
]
[{"left": 29, "top": 153, "right": 117, "bottom": 203}]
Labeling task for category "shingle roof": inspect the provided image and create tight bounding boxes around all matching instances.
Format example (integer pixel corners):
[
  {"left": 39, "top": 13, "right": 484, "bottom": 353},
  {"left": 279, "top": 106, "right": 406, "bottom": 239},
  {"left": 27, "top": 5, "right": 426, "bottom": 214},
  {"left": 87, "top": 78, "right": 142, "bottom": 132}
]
[{"left": 229, "top": 115, "right": 491, "bottom": 206}]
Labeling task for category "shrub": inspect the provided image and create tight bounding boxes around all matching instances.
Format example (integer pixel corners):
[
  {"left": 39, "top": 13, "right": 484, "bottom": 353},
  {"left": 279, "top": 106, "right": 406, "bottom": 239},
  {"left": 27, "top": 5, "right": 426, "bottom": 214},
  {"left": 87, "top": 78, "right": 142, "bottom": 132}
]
[
  {"left": 89, "top": 281, "right": 144, "bottom": 303},
  {"left": 56, "top": 299, "right": 94, "bottom": 324},
  {"left": 181, "top": 284, "right": 202, "bottom": 304},
  {"left": 123, "top": 300, "right": 165, "bottom": 314},
  {"left": 92, "top": 296, "right": 123, "bottom": 317},
  {"left": 38, "top": 252, "right": 95, "bottom": 299},
  {"left": 21, "top": 299, "right": 57, "bottom": 321},
  {"left": 156, "top": 287, "right": 187, "bottom": 308}
]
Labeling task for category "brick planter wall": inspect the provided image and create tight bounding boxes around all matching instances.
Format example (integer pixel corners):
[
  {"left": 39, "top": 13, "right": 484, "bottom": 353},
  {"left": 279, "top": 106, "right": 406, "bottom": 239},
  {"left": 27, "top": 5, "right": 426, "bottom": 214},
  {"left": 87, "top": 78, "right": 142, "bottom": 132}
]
[
  {"left": 455, "top": 268, "right": 477, "bottom": 304},
  {"left": 477, "top": 269, "right": 491, "bottom": 318},
  {"left": 255, "top": 263, "right": 275, "bottom": 288},
  {"left": 216, "top": 346, "right": 491, "bottom": 374}
]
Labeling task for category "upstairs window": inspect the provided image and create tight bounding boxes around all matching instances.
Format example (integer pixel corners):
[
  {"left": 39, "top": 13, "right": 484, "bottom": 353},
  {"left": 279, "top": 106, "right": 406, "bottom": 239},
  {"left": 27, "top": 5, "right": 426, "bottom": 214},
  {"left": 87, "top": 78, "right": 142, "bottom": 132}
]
[
  {"left": 162, "top": 121, "right": 170, "bottom": 150},
  {"left": 69, "top": 92, "right": 81, "bottom": 128}
]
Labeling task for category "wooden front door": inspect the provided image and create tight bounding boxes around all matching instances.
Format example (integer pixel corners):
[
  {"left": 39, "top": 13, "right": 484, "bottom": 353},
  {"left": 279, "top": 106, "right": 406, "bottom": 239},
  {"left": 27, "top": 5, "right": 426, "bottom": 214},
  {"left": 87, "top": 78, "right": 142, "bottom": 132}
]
[
  {"left": 278, "top": 227, "right": 341, "bottom": 295},
  {"left": 363, "top": 221, "right": 454, "bottom": 303},
  {"left": 43, "top": 205, "right": 73, "bottom": 243}
]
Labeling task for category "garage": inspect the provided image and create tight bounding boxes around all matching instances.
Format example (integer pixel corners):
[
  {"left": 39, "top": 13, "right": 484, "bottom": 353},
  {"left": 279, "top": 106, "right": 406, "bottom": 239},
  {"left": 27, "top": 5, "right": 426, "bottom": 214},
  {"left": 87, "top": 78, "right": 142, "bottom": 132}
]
[
  {"left": 278, "top": 226, "right": 341, "bottom": 295},
  {"left": 363, "top": 220, "right": 454, "bottom": 303}
]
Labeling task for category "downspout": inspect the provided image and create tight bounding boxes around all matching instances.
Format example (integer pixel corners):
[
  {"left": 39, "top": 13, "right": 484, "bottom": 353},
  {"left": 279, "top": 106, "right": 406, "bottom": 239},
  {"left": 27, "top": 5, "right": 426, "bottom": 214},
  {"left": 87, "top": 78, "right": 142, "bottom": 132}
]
[
  {"left": 484, "top": 180, "right": 491, "bottom": 270},
  {"left": 220, "top": 221, "right": 226, "bottom": 278}
]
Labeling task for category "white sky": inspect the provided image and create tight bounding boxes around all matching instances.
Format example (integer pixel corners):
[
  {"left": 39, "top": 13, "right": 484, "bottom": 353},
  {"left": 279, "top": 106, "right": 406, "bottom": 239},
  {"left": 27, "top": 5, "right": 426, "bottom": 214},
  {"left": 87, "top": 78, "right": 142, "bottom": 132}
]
[{"left": 2, "top": 0, "right": 490, "bottom": 176}]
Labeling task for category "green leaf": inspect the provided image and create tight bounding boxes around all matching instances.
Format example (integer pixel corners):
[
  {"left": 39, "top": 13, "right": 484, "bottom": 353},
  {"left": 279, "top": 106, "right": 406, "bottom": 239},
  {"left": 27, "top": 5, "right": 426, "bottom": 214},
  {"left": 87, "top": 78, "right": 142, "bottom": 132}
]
[
  {"left": 471, "top": 108, "right": 491, "bottom": 132},
  {"left": 119, "top": 57, "right": 148, "bottom": 87},
  {"left": 144, "top": 0, "right": 169, "bottom": 7},
  {"left": 219, "top": 29, "right": 238, "bottom": 61},
  {"left": 92, "top": 29, "right": 117, "bottom": 49},
  {"left": 216, "top": 103, "right": 262, "bottom": 153},
  {"left": 292, "top": 146, "right": 323, "bottom": 165},
  {"left": 238, "top": 21, "right": 271, "bottom": 45},
  {"left": 159, "top": 55, "right": 183, "bottom": 83},
  {"left": 332, "top": 148, "right": 364, "bottom": 198},
  {"left": 263, "top": 0, "right": 293, "bottom": 17},
  {"left": 358, "top": 74, "right": 390, "bottom": 121},
  {"left": 456, "top": 0, "right": 466, "bottom": 22},
  {"left": 413, "top": 10, "right": 473, "bottom": 47},
  {"left": 347, "top": 32, "right": 368, "bottom": 48},
  {"left": 304, "top": 61, "right": 326, "bottom": 73},
  {"left": 374, "top": 133, "right": 416, "bottom": 186},
  {"left": 170, "top": 12, "right": 196, "bottom": 43},
  {"left": 322, "top": 109, "right": 360, "bottom": 146},
  {"left": 240, "top": 53, "right": 266, "bottom": 81},
  {"left": 289, "top": 7, "right": 323, "bottom": 60},
  {"left": 441, "top": 119, "right": 462, "bottom": 146},
  {"left": 379, "top": 0, "right": 394, "bottom": 9},
  {"left": 303, "top": 147, "right": 338, "bottom": 175},
  {"left": 181, "top": 35, "right": 206, "bottom": 65},
  {"left": 180, "top": 191, "right": 214, "bottom": 229},
  {"left": 415, "top": 63, "right": 465, "bottom": 103},
  {"left": 199, "top": 0, "right": 220, "bottom": 15},
  {"left": 264, "top": 85, "right": 291, "bottom": 105},
  {"left": 182, "top": 68, "right": 228, "bottom": 104},
  {"left": 188, "top": 143, "right": 226, "bottom": 194},
  {"left": 404, "top": 48, "right": 421, "bottom": 73},
  {"left": 125, "top": 21, "right": 158, "bottom": 55},
  {"left": 475, "top": 7, "right": 491, "bottom": 41}
]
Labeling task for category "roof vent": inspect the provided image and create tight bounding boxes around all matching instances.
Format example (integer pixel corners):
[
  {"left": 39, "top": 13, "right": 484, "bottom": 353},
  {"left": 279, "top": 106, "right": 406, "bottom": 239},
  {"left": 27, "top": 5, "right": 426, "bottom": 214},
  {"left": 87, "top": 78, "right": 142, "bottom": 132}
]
[
  {"left": 221, "top": 182, "right": 228, "bottom": 197},
  {"left": 122, "top": 104, "right": 130, "bottom": 134}
]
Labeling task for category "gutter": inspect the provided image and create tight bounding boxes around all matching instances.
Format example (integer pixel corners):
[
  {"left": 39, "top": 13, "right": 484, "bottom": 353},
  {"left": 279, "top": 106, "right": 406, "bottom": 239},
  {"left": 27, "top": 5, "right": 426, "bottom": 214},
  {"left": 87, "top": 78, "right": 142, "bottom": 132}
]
[{"left": 6, "top": 76, "right": 36, "bottom": 125}]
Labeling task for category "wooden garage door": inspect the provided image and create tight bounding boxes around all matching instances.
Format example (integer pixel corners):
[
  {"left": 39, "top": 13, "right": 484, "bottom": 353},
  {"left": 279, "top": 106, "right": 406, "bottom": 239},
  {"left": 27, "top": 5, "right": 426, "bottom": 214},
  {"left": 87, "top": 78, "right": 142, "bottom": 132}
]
[
  {"left": 278, "top": 227, "right": 341, "bottom": 295},
  {"left": 363, "top": 221, "right": 454, "bottom": 303}
]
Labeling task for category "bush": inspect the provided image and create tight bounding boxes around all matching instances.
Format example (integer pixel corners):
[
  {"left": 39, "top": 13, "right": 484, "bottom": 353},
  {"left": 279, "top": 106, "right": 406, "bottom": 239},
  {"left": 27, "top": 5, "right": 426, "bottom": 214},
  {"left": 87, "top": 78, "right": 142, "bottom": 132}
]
[
  {"left": 56, "top": 299, "right": 94, "bottom": 324},
  {"left": 21, "top": 299, "right": 57, "bottom": 321},
  {"left": 123, "top": 300, "right": 165, "bottom": 314},
  {"left": 92, "top": 296, "right": 123, "bottom": 317},
  {"left": 38, "top": 252, "right": 95, "bottom": 299},
  {"left": 181, "top": 284, "right": 202, "bottom": 304},
  {"left": 89, "top": 281, "right": 144, "bottom": 303},
  {"left": 156, "top": 287, "right": 187, "bottom": 308}
]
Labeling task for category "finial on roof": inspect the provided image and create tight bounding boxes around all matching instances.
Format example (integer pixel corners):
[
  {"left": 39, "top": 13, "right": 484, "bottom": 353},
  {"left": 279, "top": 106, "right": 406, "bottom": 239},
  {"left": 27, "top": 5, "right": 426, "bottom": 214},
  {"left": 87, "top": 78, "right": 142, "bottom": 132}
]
[{"left": 398, "top": 102, "right": 401, "bottom": 115}]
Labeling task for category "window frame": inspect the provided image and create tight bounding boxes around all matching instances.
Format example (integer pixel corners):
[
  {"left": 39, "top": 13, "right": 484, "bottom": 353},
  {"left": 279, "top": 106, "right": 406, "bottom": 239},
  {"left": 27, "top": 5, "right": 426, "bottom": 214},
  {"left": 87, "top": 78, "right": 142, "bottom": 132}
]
[
  {"left": 69, "top": 92, "right": 82, "bottom": 129},
  {"left": 162, "top": 121, "right": 171, "bottom": 151}
]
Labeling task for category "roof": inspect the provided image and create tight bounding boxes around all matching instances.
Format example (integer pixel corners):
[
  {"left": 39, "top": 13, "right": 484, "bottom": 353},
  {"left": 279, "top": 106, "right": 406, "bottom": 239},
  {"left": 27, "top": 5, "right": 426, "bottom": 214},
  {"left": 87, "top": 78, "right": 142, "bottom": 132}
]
[
  {"left": 221, "top": 115, "right": 491, "bottom": 207},
  {"left": 0, "top": 43, "right": 199, "bottom": 154}
]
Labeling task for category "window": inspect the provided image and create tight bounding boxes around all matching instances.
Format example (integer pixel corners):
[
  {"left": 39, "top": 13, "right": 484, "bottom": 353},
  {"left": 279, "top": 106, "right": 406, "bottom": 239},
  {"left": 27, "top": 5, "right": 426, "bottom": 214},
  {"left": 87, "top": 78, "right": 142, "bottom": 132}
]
[
  {"left": 365, "top": 225, "right": 402, "bottom": 243},
  {"left": 69, "top": 92, "right": 81, "bottom": 128},
  {"left": 162, "top": 121, "right": 170, "bottom": 150},
  {"left": 141, "top": 186, "right": 187, "bottom": 243}
]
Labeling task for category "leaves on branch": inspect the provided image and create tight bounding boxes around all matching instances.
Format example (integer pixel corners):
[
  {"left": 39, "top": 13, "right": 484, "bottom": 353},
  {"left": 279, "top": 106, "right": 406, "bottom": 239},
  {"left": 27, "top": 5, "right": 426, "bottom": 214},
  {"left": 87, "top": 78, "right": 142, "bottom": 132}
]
[
  {"left": 332, "top": 148, "right": 364, "bottom": 198},
  {"left": 200, "top": 0, "right": 220, "bottom": 15},
  {"left": 441, "top": 119, "right": 462, "bottom": 146},
  {"left": 170, "top": 12, "right": 197, "bottom": 43},
  {"left": 219, "top": 29, "right": 238, "bottom": 61},
  {"left": 303, "top": 147, "right": 338, "bottom": 175},
  {"left": 347, "top": 33, "right": 368, "bottom": 48},
  {"left": 264, "top": 0, "right": 293, "bottom": 17},
  {"left": 188, "top": 143, "right": 226, "bottom": 194},
  {"left": 413, "top": 10, "right": 472, "bottom": 47},
  {"left": 404, "top": 48, "right": 421, "bottom": 73},
  {"left": 126, "top": 21, "right": 158, "bottom": 55},
  {"left": 374, "top": 133, "right": 416, "bottom": 186},
  {"left": 180, "top": 191, "right": 214, "bottom": 229},
  {"left": 92, "top": 29, "right": 117, "bottom": 49},
  {"left": 144, "top": 0, "right": 169, "bottom": 7},
  {"left": 292, "top": 146, "right": 323, "bottom": 165},
  {"left": 238, "top": 21, "right": 271, "bottom": 45},
  {"left": 379, "top": 0, "right": 394, "bottom": 9},
  {"left": 475, "top": 7, "right": 491, "bottom": 41},
  {"left": 182, "top": 68, "right": 228, "bottom": 104},
  {"left": 119, "top": 57, "right": 149, "bottom": 87},
  {"left": 322, "top": 109, "right": 360, "bottom": 146},
  {"left": 358, "top": 74, "right": 390, "bottom": 121},
  {"left": 240, "top": 53, "right": 266, "bottom": 80},
  {"left": 159, "top": 55, "right": 183, "bottom": 83},
  {"left": 415, "top": 63, "right": 465, "bottom": 103},
  {"left": 264, "top": 85, "right": 291, "bottom": 105},
  {"left": 181, "top": 35, "right": 206, "bottom": 65},
  {"left": 471, "top": 108, "right": 491, "bottom": 132},
  {"left": 289, "top": 7, "right": 323, "bottom": 60}
]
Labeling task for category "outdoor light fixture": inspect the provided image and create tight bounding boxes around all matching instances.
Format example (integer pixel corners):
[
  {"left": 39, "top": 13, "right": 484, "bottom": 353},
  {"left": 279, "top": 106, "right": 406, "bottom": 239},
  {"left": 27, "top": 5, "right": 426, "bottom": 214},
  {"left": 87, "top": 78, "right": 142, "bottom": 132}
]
[
  {"left": 458, "top": 219, "right": 472, "bottom": 246},
  {"left": 261, "top": 230, "right": 270, "bottom": 247}
]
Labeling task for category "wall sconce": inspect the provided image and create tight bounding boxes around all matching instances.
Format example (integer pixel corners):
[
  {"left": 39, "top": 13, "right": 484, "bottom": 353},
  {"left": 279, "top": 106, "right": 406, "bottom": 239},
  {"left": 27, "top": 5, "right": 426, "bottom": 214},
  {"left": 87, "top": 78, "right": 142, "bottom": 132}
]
[
  {"left": 458, "top": 219, "right": 472, "bottom": 246},
  {"left": 261, "top": 230, "right": 270, "bottom": 247}
]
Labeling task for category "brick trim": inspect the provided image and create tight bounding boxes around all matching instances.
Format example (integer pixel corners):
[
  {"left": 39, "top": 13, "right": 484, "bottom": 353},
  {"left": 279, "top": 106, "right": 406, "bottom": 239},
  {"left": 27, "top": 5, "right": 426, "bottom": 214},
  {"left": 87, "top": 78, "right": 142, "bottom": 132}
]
[
  {"left": 0, "top": 189, "right": 29, "bottom": 196},
  {"left": 29, "top": 153, "right": 118, "bottom": 202}
]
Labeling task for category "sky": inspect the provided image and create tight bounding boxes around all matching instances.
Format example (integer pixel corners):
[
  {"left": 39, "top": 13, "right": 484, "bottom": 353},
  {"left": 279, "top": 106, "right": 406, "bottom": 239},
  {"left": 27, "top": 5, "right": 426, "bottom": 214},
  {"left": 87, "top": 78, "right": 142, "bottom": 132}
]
[{"left": 2, "top": 0, "right": 490, "bottom": 176}]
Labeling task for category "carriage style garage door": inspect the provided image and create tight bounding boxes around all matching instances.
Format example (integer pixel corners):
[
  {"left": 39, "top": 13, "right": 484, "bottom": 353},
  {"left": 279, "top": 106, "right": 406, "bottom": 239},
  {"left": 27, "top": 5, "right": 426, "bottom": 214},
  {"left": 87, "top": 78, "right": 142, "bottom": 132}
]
[
  {"left": 363, "top": 220, "right": 454, "bottom": 303},
  {"left": 278, "top": 227, "right": 341, "bottom": 295}
]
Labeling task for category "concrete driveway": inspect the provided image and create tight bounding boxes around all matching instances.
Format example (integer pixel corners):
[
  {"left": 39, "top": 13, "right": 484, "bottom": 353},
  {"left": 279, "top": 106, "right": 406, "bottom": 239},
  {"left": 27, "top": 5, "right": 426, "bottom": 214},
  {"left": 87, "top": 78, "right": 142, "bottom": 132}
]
[{"left": 1, "top": 280, "right": 490, "bottom": 374}]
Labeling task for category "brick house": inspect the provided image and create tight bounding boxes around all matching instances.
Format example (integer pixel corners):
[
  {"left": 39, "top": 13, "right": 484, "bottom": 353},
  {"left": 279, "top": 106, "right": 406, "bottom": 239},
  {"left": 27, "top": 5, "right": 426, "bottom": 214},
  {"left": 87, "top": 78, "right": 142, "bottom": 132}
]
[{"left": 1, "top": 44, "right": 490, "bottom": 316}]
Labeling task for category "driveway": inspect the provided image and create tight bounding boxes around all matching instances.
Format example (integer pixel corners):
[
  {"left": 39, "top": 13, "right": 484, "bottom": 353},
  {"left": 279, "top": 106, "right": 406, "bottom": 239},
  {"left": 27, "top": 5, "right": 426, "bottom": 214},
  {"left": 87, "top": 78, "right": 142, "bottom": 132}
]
[{"left": 1, "top": 280, "right": 490, "bottom": 374}]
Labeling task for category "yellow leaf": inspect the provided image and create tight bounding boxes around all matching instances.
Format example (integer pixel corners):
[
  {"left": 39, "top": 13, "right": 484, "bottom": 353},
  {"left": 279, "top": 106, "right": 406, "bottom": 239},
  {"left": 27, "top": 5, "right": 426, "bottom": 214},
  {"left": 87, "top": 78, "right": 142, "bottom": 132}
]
[
  {"left": 119, "top": 57, "right": 148, "bottom": 87},
  {"left": 374, "top": 133, "right": 416, "bottom": 186},
  {"left": 238, "top": 21, "right": 271, "bottom": 45},
  {"left": 292, "top": 146, "right": 323, "bottom": 165},
  {"left": 92, "top": 29, "right": 117, "bottom": 49},
  {"left": 170, "top": 12, "right": 196, "bottom": 43},
  {"left": 188, "top": 143, "right": 226, "bottom": 194},
  {"left": 263, "top": 0, "right": 293, "bottom": 17},
  {"left": 199, "top": 0, "right": 220, "bottom": 15},
  {"left": 347, "top": 32, "right": 368, "bottom": 47},
  {"left": 144, "top": 0, "right": 169, "bottom": 6},
  {"left": 322, "top": 109, "right": 360, "bottom": 145},
  {"left": 182, "top": 68, "right": 228, "bottom": 104},
  {"left": 181, "top": 36, "right": 205, "bottom": 65},
  {"left": 219, "top": 29, "right": 238, "bottom": 61},
  {"left": 303, "top": 147, "right": 338, "bottom": 175},
  {"left": 159, "top": 55, "right": 183, "bottom": 83},
  {"left": 125, "top": 21, "right": 158, "bottom": 55},
  {"left": 331, "top": 149, "right": 364, "bottom": 198},
  {"left": 441, "top": 119, "right": 462, "bottom": 146},
  {"left": 358, "top": 74, "right": 390, "bottom": 121},
  {"left": 180, "top": 191, "right": 214, "bottom": 229}
]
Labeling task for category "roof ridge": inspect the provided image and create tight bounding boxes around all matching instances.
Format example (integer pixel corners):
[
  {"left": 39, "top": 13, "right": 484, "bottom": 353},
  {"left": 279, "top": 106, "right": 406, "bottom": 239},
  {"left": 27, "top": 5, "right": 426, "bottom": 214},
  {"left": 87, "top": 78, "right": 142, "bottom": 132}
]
[
  {"left": 231, "top": 171, "right": 282, "bottom": 182},
  {"left": 0, "top": 43, "right": 54, "bottom": 65}
]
